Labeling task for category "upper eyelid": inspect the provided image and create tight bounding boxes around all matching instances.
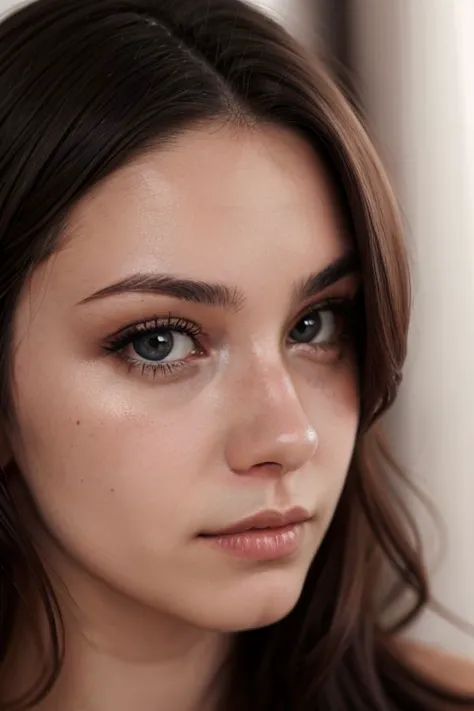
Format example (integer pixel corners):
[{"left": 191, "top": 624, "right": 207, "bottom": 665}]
[
  {"left": 287, "top": 295, "right": 354, "bottom": 327},
  {"left": 296, "top": 296, "right": 347, "bottom": 315},
  {"left": 106, "top": 315, "right": 202, "bottom": 341}
]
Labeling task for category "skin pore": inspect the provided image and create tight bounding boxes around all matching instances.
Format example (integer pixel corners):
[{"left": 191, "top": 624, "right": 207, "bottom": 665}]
[{"left": 2, "top": 122, "right": 360, "bottom": 710}]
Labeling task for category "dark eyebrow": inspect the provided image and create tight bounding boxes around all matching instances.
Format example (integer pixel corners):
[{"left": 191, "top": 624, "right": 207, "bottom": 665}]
[
  {"left": 78, "top": 250, "right": 358, "bottom": 310},
  {"left": 292, "top": 250, "right": 359, "bottom": 303}
]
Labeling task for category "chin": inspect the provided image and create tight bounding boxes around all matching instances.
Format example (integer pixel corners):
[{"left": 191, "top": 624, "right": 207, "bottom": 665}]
[{"left": 187, "top": 565, "right": 309, "bottom": 633}]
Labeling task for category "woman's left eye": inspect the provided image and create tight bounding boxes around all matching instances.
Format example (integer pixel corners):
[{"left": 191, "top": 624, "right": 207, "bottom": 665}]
[{"left": 289, "top": 308, "right": 337, "bottom": 346}]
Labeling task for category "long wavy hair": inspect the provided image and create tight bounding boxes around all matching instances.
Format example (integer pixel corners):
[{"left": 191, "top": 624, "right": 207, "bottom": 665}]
[{"left": 0, "top": 0, "right": 471, "bottom": 709}]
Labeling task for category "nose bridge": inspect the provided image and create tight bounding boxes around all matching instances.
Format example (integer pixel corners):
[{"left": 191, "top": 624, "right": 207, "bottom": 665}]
[{"left": 224, "top": 352, "right": 318, "bottom": 475}]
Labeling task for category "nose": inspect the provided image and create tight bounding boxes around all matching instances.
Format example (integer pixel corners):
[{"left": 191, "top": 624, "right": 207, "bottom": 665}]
[{"left": 224, "top": 360, "right": 319, "bottom": 477}]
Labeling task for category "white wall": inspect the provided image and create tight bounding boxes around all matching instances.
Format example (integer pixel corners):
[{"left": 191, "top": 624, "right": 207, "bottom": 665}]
[
  {"left": 0, "top": 0, "right": 21, "bottom": 15},
  {"left": 249, "top": 0, "right": 327, "bottom": 50}
]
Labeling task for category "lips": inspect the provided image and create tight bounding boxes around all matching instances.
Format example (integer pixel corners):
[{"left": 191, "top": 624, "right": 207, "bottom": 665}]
[{"left": 201, "top": 506, "right": 311, "bottom": 537}]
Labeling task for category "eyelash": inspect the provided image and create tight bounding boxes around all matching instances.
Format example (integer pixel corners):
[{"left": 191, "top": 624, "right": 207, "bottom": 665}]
[{"left": 102, "top": 298, "right": 357, "bottom": 380}]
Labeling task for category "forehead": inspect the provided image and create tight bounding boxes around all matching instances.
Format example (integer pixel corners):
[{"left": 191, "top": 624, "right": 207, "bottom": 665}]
[{"left": 49, "top": 123, "right": 350, "bottom": 300}]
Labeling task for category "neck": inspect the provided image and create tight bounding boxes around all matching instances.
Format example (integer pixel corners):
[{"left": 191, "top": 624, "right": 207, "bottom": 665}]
[{"left": 2, "top": 557, "right": 231, "bottom": 711}]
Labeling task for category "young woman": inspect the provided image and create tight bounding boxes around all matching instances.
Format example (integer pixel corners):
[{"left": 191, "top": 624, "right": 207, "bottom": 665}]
[{"left": 0, "top": 0, "right": 472, "bottom": 709}]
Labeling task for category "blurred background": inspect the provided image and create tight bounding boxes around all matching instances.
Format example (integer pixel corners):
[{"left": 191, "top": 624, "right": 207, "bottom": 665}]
[{"left": 0, "top": 0, "right": 473, "bottom": 657}]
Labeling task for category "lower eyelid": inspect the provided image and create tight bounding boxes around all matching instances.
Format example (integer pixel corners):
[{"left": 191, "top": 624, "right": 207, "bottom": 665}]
[{"left": 119, "top": 356, "right": 199, "bottom": 381}]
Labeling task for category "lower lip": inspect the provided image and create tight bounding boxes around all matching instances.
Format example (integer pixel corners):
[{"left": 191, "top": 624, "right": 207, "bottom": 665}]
[{"left": 200, "top": 522, "right": 305, "bottom": 561}]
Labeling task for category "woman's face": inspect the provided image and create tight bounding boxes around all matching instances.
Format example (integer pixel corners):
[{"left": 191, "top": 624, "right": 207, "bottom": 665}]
[{"left": 7, "top": 124, "right": 359, "bottom": 632}]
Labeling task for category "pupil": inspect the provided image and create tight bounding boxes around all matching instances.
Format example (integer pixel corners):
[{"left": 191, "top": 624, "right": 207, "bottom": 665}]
[
  {"left": 291, "top": 313, "right": 321, "bottom": 343},
  {"left": 133, "top": 331, "right": 173, "bottom": 361}
]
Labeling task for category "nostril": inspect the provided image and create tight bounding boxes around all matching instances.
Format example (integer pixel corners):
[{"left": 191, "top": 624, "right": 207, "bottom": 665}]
[{"left": 256, "top": 461, "right": 280, "bottom": 469}]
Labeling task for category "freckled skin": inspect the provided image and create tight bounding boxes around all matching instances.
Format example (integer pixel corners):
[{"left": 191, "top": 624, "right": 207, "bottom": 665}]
[{"left": 4, "top": 124, "right": 359, "bottom": 710}]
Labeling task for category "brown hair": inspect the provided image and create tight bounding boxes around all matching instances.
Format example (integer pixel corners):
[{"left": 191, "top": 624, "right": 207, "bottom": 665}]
[{"left": 0, "top": 0, "right": 471, "bottom": 709}]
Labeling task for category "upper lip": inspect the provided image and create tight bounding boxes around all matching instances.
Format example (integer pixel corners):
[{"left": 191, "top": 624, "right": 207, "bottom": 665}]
[{"left": 203, "top": 506, "right": 311, "bottom": 536}]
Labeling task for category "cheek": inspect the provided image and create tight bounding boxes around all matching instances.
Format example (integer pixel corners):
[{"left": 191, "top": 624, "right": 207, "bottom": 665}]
[{"left": 10, "top": 369, "right": 220, "bottom": 566}]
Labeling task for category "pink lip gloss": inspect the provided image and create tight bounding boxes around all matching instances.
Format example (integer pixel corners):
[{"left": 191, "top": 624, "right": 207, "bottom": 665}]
[{"left": 202, "top": 522, "right": 304, "bottom": 561}]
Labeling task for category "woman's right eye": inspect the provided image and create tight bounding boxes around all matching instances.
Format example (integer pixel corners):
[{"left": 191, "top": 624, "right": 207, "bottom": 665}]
[{"left": 103, "top": 317, "right": 205, "bottom": 378}]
